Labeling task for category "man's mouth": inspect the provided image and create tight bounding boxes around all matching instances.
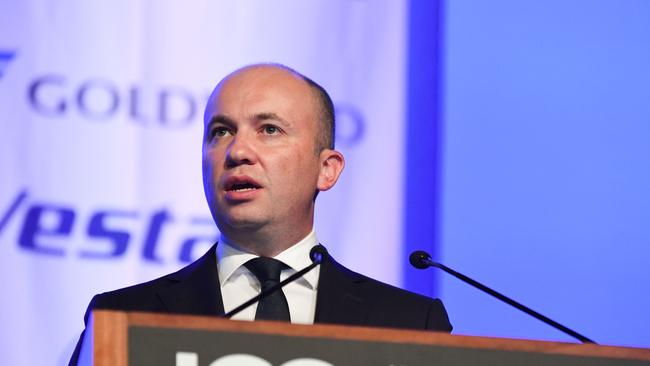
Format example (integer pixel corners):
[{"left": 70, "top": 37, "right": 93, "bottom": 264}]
[
  {"left": 228, "top": 182, "right": 260, "bottom": 192},
  {"left": 224, "top": 176, "right": 262, "bottom": 193}
]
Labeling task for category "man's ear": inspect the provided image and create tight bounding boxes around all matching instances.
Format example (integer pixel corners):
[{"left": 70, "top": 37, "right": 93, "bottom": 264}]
[{"left": 317, "top": 149, "right": 345, "bottom": 192}]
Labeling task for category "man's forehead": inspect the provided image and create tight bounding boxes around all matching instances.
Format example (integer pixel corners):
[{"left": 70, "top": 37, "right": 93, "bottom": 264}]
[
  {"left": 204, "top": 65, "right": 316, "bottom": 122},
  {"left": 216, "top": 65, "right": 309, "bottom": 99},
  {"left": 224, "top": 64, "right": 304, "bottom": 83}
]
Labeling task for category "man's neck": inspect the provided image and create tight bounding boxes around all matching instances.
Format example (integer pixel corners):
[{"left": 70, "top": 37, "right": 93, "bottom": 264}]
[{"left": 220, "top": 225, "right": 314, "bottom": 257}]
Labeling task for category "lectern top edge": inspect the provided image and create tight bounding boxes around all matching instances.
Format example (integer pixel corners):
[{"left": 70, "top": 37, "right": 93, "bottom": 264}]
[{"left": 87, "top": 310, "right": 650, "bottom": 363}]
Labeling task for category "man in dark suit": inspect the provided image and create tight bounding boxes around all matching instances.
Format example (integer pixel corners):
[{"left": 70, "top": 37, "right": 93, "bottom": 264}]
[{"left": 70, "top": 64, "right": 451, "bottom": 365}]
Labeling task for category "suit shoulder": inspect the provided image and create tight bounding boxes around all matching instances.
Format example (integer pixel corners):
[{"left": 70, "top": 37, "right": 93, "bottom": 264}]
[
  {"left": 326, "top": 257, "right": 452, "bottom": 332},
  {"left": 360, "top": 274, "right": 452, "bottom": 332},
  {"left": 92, "top": 273, "right": 172, "bottom": 309},
  {"left": 88, "top": 253, "right": 204, "bottom": 314},
  {"left": 90, "top": 245, "right": 216, "bottom": 313}
]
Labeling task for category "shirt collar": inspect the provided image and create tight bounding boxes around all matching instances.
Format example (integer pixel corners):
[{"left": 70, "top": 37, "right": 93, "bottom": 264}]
[{"left": 216, "top": 229, "right": 319, "bottom": 289}]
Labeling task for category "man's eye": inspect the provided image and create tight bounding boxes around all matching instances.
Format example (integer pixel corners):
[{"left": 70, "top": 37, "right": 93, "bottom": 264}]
[
  {"left": 262, "top": 125, "right": 280, "bottom": 135},
  {"left": 211, "top": 126, "right": 231, "bottom": 138}
]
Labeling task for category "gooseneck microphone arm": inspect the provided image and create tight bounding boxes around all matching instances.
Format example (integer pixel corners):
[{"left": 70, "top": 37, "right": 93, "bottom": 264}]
[
  {"left": 223, "top": 245, "right": 327, "bottom": 320},
  {"left": 409, "top": 250, "right": 596, "bottom": 344}
]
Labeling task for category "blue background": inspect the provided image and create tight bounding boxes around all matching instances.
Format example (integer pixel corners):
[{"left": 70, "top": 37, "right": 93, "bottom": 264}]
[{"left": 404, "top": 0, "right": 650, "bottom": 348}]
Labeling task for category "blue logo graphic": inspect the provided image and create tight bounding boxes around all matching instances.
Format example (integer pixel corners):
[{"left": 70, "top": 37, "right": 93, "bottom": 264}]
[
  {"left": 0, "top": 50, "right": 16, "bottom": 79},
  {"left": 0, "top": 189, "right": 219, "bottom": 264}
]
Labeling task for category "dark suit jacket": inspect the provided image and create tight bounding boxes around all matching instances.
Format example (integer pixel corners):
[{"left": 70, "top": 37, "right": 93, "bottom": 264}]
[{"left": 69, "top": 245, "right": 451, "bottom": 365}]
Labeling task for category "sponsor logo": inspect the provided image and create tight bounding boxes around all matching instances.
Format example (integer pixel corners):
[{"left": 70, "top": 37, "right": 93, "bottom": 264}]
[
  {"left": 25, "top": 74, "right": 366, "bottom": 146},
  {"left": 27, "top": 74, "right": 203, "bottom": 128},
  {"left": 0, "top": 189, "right": 218, "bottom": 264},
  {"left": 0, "top": 50, "right": 16, "bottom": 79}
]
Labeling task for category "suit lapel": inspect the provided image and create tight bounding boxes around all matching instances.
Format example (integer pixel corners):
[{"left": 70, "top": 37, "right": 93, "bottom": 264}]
[
  {"left": 157, "top": 244, "right": 225, "bottom": 316},
  {"left": 314, "top": 253, "right": 370, "bottom": 326}
]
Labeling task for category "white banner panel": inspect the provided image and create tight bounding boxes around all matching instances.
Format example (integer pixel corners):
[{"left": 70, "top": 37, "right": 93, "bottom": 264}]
[{"left": 0, "top": 1, "right": 408, "bottom": 364}]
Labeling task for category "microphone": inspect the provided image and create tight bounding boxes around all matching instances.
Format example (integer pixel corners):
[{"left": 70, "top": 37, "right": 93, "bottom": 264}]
[
  {"left": 410, "top": 250, "right": 596, "bottom": 344},
  {"left": 223, "top": 244, "right": 327, "bottom": 320}
]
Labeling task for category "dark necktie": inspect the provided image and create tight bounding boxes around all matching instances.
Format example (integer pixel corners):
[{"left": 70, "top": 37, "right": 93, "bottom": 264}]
[{"left": 244, "top": 257, "right": 291, "bottom": 321}]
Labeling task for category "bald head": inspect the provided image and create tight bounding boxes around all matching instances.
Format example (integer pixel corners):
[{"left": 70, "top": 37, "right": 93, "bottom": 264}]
[{"left": 205, "top": 64, "right": 335, "bottom": 153}]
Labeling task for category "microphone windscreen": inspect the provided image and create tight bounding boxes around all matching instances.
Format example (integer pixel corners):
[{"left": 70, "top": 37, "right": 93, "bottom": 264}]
[
  {"left": 310, "top": 244, "right": 327, "bottom": 264},
  {"left": 409, "top": 250, "right": 432, "bottom": 269}
]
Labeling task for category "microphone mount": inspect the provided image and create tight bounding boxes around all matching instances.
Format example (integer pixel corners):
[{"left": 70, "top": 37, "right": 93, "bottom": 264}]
[{"left": 410, "top": 250, "right": 596, "bottom": 344}]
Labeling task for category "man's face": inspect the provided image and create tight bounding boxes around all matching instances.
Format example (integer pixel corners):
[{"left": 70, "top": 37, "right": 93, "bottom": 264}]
[{"left": 202, "top": 66, "right": 327, "bottom": 240}]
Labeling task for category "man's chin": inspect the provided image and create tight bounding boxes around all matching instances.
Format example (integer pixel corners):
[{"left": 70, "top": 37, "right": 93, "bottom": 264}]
[
  {"left": 227, "top": 218, "right": 266, "bottom": 230},
  {"left": 217, "top": 212, "right": 268, "bottom": 231}
]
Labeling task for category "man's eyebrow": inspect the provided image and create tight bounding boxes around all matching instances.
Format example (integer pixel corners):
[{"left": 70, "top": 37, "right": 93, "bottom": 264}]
[
  {"left": 206, "top": 115, "right": 235, "bottom": 129},
  {"left": 255, "top": 112, "right": 292, "bottom": 126}
]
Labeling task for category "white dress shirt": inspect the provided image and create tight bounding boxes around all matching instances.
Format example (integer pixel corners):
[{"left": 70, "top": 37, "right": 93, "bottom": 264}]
[{"left": 216, "top": 230, "right": 320, "bottom": 324}]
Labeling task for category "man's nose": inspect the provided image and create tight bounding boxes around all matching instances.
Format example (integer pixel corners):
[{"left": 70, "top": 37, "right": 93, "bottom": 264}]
[{"left": 225, "top": 133, "right": 258, "bottom": 167}]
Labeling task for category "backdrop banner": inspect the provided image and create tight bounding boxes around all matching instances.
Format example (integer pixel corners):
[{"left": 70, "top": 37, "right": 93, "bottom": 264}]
[{"left": 0, "top": 1, "right": 408, "bottom": 364}]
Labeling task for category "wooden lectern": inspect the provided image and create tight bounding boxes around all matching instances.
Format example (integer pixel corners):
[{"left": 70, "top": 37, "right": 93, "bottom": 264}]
[{"left": 79, "top": 310, "right": 650, "bottom": 365}]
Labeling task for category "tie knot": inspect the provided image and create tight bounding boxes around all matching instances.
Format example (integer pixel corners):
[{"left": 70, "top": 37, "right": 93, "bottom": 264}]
[{"left": 244, "top": 257, "right": 286, "bottom": 285}]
